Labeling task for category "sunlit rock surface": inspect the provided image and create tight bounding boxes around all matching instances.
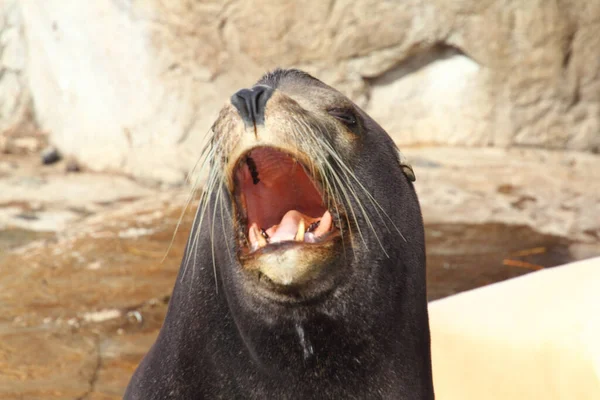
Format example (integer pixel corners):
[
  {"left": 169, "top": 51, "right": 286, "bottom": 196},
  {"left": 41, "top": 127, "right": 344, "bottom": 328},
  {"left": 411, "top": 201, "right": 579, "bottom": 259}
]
[{"left": 1, "top": 0, "right": 599, "bottom": 182}]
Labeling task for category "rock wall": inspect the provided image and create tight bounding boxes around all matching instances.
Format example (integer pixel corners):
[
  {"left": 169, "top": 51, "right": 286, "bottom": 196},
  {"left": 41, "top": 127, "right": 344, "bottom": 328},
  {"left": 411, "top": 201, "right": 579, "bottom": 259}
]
[
  {"left": 0, "top": 0, "right": 30, "bottom": 138},
  {"left": 3, "top": 0, "right": 600, "bottom": 182}
]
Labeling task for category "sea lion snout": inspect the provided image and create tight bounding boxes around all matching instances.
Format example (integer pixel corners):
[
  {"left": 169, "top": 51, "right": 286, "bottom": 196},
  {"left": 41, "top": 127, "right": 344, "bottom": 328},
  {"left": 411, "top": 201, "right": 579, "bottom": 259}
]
[{"left": 230, "top": 84, "right": 274, "bottom": 128}]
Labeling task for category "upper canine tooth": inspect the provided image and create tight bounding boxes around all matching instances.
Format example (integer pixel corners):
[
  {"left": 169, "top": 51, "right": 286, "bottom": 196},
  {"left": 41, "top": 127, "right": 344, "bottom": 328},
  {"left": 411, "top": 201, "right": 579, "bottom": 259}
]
[
  {"left": 250, "top": 224, "right": 267, "bottom": 250},
  {"left": 295, "top": 219, "right": 305, "bottom": 242},
  {"left": 314, "top": 211, "right": 332, "bottom": 237}
]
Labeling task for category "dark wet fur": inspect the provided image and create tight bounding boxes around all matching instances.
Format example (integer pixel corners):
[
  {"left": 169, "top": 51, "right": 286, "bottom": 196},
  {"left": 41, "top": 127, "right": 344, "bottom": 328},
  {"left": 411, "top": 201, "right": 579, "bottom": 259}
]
[{"left": 125, "top": 70, "right": 434, "bottom": 399}]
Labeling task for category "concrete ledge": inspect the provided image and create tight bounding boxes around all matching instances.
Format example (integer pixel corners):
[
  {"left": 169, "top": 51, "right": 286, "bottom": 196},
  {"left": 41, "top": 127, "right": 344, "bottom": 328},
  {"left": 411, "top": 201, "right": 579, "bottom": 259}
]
[{"left": 430, "top": 257, "right": 600, "bottom": 399}]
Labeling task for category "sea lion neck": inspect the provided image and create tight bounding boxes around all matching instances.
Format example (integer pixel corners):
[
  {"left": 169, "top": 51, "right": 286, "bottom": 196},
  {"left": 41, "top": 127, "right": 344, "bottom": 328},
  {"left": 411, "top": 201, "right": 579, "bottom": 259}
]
[{"left": 156, "top": 235, "right": 429, "bottom": 399}]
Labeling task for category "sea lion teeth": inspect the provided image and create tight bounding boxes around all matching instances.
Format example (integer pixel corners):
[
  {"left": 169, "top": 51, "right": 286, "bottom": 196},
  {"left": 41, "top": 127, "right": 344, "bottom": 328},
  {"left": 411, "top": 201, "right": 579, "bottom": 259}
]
[
  {"left": 314, "top": 211, "right": 332, "bottom": 236},
  {"left": 295, "top": 219, "right": 305, "bottom": 242},
  {"left": 307, "top": 220, "right": 320, "bottom": 233},
  {"left": 256, "top": 230, "right": 267, "bottom": 248},
  {"left": 268, "top": 210, "right": 306, "bottom": 243},
  {"left": 249, "top": 223, "right": 267, "bottom": 251}
]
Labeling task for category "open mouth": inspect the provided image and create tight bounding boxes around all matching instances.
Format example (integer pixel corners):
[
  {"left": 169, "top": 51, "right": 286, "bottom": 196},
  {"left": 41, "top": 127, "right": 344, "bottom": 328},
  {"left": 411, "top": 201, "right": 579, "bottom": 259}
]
[{"left": 233, "top": 147, "right": 337, "bottom": 254}]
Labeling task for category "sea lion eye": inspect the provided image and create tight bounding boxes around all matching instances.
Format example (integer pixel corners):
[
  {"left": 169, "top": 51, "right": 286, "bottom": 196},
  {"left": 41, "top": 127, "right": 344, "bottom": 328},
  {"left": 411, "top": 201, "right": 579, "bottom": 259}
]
[{"left": 328, "top": 108, "right": 357, "bottom": 126}]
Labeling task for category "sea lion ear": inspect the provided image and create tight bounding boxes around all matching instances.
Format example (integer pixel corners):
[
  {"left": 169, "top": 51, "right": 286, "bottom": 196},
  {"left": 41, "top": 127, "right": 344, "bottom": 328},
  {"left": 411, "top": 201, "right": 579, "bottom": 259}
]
[{"left": 396, "top": 148, "right": 416, "bottom": 182}]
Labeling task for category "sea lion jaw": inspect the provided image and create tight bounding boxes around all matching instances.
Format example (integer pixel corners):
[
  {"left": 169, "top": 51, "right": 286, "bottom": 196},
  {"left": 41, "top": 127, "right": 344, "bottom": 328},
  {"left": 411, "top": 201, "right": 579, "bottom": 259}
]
[
  {"left": 240, "top": 237, "right": 341, "bottom": 290},
  {"left": 230, "top": 145, "right": 344, "bottom": 290}
]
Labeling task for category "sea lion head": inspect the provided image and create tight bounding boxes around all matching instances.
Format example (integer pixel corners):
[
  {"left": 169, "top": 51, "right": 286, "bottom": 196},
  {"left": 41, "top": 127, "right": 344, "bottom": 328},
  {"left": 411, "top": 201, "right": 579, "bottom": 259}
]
[
  {"left": 190, "top": 68, "right": 424, "bottom": 312},
  {"left": 126, "top": 69, "right": 432, "bottom": 398}
]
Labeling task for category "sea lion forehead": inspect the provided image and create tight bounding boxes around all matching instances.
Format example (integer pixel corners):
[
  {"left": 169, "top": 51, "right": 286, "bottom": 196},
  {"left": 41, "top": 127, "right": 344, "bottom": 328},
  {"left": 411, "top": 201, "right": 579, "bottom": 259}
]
[
  {"left": 256, "top": 68, "right": 326, "bottom": 91},
  {"left": 256, "top": 68, "right": 352, "bottom": 112}
]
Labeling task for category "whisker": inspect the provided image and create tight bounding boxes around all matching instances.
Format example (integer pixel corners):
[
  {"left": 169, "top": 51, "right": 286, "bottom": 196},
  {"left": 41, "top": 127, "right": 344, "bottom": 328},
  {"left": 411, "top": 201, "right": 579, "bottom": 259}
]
[
  {"left": 305, "top": 120, "right": 395, "bottom": 255},
  {"left": 209, "top": 182, "right": 223, "bottom": 293},
  {"left": 218, "top": 183, "right": 235, "bottom": 265},
  {"left": 320, "top": 138, "right": 406, "bottom": 243},
  {"left": 181, "top": 167, "right": 222, "bottom": 282},
  {"left": 292, "top": 117, "right": 360, "bottom": 258},
  {"left": 165, "top": 131, "right": 227, "bottom": 263}
]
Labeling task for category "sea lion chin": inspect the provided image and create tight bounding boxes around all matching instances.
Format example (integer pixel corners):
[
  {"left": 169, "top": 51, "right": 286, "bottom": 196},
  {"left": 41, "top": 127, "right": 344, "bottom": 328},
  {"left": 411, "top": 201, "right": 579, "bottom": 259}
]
[{"left": 125, "top": 68, "right": 434, "bottom": 399}]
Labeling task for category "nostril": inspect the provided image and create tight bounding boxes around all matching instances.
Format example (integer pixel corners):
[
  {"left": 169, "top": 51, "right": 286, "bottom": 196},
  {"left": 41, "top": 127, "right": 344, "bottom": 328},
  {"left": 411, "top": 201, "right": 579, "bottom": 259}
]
[
  {"left": 230, "top": 85, "right": 274, "bottom": 127},
  {"left": 251, "top": 89, "right": 265, "bottom": 118},
  {"left": 232, "top": 88, "right": 252, "bottom": 120}
]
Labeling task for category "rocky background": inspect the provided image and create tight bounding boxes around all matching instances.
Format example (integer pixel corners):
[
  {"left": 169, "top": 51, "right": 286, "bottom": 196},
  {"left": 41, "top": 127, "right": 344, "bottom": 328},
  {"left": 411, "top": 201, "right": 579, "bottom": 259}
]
[
  {"left": 1, "top": 0, "right": 599, "bottom": 398},
  {"left": 3, "top": 0, "right": 600, "bottom": 182}
]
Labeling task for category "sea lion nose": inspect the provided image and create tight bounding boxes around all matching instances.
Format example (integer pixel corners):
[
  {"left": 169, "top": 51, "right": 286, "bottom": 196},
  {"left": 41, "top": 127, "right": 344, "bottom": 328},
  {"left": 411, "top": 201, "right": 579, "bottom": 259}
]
[{"left": 231, "top": 85, "right": 274, "bottom": 127}]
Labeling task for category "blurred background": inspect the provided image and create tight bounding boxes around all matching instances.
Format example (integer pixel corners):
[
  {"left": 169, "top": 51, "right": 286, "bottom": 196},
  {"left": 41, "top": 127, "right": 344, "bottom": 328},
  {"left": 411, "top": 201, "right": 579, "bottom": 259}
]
[{"left": 1, "top": 0, "right": 599, "bottom": 398}]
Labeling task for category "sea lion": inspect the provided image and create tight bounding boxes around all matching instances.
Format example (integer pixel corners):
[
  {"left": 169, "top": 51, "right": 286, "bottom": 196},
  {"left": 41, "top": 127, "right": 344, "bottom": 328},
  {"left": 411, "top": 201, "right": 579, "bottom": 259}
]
[{"left": 125, "top": 69, "right": 434, "bottom": 399}]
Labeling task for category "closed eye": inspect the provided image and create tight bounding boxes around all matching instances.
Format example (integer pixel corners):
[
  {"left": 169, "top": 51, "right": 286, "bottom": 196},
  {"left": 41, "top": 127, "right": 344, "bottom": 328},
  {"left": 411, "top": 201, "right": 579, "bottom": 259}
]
[{"left": 327, "top": 108, "right": 357, "bottom": 126}]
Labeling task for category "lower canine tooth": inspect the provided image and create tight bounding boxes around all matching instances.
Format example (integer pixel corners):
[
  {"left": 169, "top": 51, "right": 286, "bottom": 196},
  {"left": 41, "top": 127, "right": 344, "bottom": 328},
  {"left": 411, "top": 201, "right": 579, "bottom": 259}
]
[
  {"left": 295, "top": 219, "right": 305, "bottom": 242},
  {"left": 256, "top": 231, "right": 267, "bottom": 248}
]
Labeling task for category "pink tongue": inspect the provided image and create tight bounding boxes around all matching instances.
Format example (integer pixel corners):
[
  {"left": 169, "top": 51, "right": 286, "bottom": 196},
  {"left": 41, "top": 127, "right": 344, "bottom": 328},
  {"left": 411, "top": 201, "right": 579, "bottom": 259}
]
[{"left": 269, "top": 210, "right": 303, "bottom": 243}]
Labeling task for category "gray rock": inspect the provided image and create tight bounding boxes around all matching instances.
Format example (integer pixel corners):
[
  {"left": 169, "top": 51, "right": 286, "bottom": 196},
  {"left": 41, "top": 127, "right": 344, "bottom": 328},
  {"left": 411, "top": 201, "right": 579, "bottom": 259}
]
[{"left": 40, "top": 146, "right": 61, "bottom": 165}]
